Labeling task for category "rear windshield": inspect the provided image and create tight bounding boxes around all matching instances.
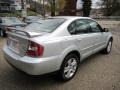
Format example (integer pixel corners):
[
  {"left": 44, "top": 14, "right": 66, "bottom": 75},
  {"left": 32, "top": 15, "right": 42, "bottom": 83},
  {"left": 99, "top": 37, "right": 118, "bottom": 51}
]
[{"left": 25, "top": 18, "right": 66, "bottom": 33}]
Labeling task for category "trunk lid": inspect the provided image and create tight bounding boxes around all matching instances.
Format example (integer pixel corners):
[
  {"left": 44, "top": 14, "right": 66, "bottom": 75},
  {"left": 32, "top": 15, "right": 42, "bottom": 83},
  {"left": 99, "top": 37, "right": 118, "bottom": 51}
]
[{"left": 7, "top": 28, "right": 45, "bottom": 56}]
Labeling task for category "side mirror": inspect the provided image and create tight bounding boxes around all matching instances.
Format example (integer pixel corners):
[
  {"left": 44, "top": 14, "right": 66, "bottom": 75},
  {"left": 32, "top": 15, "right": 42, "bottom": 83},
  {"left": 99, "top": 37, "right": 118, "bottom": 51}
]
[{"left": 102, "top": 28, "right": 109, "bottom": 32}]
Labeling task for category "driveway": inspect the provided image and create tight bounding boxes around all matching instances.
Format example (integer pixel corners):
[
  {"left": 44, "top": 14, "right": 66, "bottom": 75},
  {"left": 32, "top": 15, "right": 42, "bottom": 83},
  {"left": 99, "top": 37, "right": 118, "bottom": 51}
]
[{"left": 0, "top": 20, "right": 120, "bottom": 90}]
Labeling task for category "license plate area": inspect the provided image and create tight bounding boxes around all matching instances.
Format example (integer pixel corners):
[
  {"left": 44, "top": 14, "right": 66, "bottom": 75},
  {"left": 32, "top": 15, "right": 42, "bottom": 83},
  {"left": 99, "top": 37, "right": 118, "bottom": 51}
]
[{"left": 8, "top": 37, "right": 19, "bottom": 54}]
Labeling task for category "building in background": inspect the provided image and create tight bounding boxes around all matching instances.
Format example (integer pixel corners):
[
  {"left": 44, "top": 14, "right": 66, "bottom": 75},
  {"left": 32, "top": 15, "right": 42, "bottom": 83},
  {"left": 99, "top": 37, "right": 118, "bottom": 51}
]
[
  {"left": 0, "top": 0, "right": 11, "bottom": 12},
  {"left": 0, "top": 0, "right": 22, "bottom": 12}
]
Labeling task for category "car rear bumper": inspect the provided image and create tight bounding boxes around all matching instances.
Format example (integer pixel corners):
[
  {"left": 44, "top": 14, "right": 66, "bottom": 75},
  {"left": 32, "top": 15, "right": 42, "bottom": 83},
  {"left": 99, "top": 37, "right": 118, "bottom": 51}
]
[{"left": 3, "top": 46, "right": 60, "bottom": 75}]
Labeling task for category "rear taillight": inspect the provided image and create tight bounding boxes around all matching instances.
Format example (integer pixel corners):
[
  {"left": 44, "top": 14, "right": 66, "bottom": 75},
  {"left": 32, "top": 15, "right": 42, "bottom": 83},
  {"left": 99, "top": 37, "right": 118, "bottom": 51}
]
[
  {"left": 5, "top": 26, "right": 13, "bottom": 32},
  {"left": 26, "top": 41, "right": 44, "bottom": 57}
]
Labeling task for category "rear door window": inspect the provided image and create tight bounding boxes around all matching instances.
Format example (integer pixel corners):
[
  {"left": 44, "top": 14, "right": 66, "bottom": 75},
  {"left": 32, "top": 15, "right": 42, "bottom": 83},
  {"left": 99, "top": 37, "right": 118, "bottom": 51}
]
[
  {"left": 68, "top": 19, "right": 92, "bottom": 35},
  {"left": 75, "top": 19, "right": 91, "bottom": 34}
]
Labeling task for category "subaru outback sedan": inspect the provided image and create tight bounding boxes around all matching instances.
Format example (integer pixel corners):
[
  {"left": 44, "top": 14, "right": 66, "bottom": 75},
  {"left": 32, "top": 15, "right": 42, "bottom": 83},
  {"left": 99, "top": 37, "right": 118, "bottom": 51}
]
[{"left": 3, "top": 16, "right": 113, "bottom": 81}]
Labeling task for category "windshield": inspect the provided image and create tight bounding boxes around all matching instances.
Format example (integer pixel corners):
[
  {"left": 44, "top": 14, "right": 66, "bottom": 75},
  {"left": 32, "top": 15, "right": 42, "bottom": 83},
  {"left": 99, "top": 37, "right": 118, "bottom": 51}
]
[
  {"left": 2, "top": 17, "right": 22, "bottom": 25},
  {"left": 25, "top": 18, "right": 66, "bottom": 33}
]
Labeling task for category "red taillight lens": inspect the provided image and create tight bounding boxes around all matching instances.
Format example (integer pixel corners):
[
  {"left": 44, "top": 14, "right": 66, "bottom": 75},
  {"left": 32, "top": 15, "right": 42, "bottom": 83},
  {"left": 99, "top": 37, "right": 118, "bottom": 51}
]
[
  {"left": 26, "top": 41, "right": 44, "bottom": 57},
  {"left": 5, "top": 26, "right": 12, "bottom": 31}
]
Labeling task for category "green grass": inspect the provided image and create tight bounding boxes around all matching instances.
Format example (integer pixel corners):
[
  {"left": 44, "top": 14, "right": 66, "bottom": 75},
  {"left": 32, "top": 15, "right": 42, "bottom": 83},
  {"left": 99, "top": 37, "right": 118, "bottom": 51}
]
[{"left": 0, "top": 10, "right": 39, "bottom": 17}]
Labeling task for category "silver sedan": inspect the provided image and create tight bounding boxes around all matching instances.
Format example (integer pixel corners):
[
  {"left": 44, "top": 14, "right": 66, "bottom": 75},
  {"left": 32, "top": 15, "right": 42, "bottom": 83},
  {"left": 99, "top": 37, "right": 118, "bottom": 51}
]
[{"left": 3, "top": 16, "right": 113, "bottom": 81}]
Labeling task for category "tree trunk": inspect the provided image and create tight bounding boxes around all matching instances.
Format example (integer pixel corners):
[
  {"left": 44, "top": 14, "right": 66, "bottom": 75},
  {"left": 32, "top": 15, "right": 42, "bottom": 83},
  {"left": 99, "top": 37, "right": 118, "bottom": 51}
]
[
  {"left": 59, "top": 0, "right": 77, "bottom": 16},
  {"left": 51, "top": 0, "right": 55, "bottom": 16}
]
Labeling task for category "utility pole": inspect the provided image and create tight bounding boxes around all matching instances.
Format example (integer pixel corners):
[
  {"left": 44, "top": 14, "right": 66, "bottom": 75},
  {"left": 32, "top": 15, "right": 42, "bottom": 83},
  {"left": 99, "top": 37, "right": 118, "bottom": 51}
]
[
  {"left": 21, "top": 0, "right": 27, "bottom": 21},
  {"left": 43, "top": 0, "right": 45, "bottom": 19},
  {"left": 35, "top": 0, "right": 37, "bottom": 15},
  {"left": 51, "top": 0, "right": 55, "bottom": 16}
]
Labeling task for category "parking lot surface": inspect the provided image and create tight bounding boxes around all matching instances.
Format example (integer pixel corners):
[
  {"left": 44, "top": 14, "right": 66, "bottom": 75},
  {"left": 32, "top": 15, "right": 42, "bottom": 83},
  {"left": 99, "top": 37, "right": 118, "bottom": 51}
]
[{"left": 0, "top": 20, "right": 120, "bottom": 90}]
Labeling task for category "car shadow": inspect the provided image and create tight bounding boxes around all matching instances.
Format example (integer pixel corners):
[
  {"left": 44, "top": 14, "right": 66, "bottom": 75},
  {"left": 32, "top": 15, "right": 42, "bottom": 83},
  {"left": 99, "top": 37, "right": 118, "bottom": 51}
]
[
  {"left": 79, "top": 52, "right": 103, "bottom": 67},
  {"left": 2, "top": 64, "right": 65, "bottom": 88},
  {"left": 1, "top": 52, "right": 107, "bottom": 89}
]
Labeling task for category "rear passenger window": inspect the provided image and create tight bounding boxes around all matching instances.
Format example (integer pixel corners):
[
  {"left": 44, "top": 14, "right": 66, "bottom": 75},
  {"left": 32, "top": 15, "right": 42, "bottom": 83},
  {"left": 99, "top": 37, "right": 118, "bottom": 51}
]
[{"left": 75, "top": 20, "right": 91, "bottom": 34}]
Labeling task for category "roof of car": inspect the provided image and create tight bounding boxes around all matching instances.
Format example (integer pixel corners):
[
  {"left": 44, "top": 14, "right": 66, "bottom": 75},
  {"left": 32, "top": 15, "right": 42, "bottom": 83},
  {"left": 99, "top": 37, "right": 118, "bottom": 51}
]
[{"left": 51, "top": 16, "right": 92, "bottom": 20}]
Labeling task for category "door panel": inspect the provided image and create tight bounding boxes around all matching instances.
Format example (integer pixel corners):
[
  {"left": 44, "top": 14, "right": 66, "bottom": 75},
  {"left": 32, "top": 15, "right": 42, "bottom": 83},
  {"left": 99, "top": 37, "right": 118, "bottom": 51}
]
[
  {"left": 75, "top": 34, "right": 96, "bottom": 55},
  {"left": 67, "top": 19, "right": 103, "bottom": 60},
  {"left": 74, "top": 19, "right": 96, "bottom": 56},
  {"left": 88, "top": 20, "right": 107, "bottom": 52}
]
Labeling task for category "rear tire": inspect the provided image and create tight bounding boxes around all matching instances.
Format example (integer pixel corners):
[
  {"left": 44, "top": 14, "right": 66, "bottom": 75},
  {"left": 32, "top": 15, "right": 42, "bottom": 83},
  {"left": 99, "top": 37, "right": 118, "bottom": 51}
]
[
  {"left": 59, "top": 54, "right": 79, "bottom": 81},
  {"left": 101, "top": 39, "right": 113, "bottom": 54}
]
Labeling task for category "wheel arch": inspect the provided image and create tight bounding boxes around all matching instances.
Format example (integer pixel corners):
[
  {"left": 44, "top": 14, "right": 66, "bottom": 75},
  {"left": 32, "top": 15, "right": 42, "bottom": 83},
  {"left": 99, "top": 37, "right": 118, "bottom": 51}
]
[
  {"left": 58, "top": 50, "right": 81, "bottom": 81},
  {"left": 65, "top": 50, "right": 81, "bottom": 62},
  {"left": 60, "top": 50, "right": 81, "bottom": 69}
]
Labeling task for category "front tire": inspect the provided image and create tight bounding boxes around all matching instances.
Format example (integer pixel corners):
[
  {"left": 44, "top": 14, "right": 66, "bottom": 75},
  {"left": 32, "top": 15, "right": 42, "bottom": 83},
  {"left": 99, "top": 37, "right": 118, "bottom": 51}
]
[
  {"left": 59, "top": 54, "right": 79, "bottom": 81},
  {"left": 102, "top": 39, "right": 113, "bottom": 54}
]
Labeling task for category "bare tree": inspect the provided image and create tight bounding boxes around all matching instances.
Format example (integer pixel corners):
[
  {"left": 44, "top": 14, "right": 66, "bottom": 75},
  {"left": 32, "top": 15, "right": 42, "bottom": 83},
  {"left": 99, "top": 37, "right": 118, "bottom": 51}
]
[
  {"left": 48, "top": 0, "right": 56, "bottom": 16},
  {"left": 102, "top": 0, "right": 120, "bottom": 16},
  {"left": 59, "top": 0, "right": 77, "bottom": 16}
]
